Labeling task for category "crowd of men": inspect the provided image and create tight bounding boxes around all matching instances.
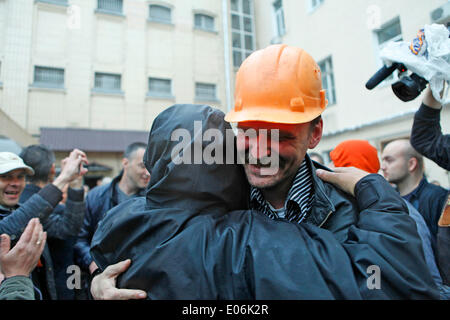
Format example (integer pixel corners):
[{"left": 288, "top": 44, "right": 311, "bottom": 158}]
[{"left": 0, "top": 44, "right": 448, "bottom": 300}]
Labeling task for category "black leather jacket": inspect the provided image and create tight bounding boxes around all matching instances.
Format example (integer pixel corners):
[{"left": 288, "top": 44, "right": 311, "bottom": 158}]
[{"left": 91, "top": 104, "right": 439, "bottom": 299}]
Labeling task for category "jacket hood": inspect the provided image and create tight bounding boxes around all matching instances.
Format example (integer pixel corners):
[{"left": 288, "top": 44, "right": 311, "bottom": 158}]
[{"left": 144, "top": 104, "right": 249, "bottom": 213}]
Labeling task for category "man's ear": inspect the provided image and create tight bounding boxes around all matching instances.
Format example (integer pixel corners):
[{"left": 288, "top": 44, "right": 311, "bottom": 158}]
[
  {"left": 308, "top": 118, "right": 323, "bottom": 149},
  {"left": 408, "top": 157, "right": 419, "bottom": 172},
  {"left": 122, "top": 157, "right": 129, "bottom": 169}
]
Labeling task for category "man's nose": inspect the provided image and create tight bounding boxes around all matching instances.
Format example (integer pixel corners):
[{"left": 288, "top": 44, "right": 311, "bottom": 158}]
[
  {"left": 9, "top": 177, "right": 22, "bottom": 186},
  {"left": 249, "top": 134, "right": 271, "bottom": 160}
]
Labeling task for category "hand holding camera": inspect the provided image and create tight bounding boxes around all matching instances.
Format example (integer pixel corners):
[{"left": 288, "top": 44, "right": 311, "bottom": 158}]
[{"left": 366, "top": 24, "right": 450, "bottom": 103}]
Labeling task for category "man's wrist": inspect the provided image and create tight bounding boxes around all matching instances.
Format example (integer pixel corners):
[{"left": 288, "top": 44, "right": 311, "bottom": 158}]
[
  {"left": 67, "top": 187, "right": 84, "bottom": 202},
  {"left": 38, "top": 184, "right": 62, "bottom": 208}
]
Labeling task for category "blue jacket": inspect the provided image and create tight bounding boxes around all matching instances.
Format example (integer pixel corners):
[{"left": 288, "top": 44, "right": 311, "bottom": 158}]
[
  {"left": 19, "top": 184, "right": 85, "bottom": 300},
  {"left": 91, "top": 104, "right": 439, "bottom": 299},
  {"left": 0, "top": 184, "right": 83, "bottom": 299},
  {"left": 74, "top": 173, "right": 145, "bottom": 270},
  {"left": 403, "top": 177, "right": 448, "bottom": 253}
]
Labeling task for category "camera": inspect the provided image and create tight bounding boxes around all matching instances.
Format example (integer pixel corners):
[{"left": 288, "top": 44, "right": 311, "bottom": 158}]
[{"left": 365, "top": 62, "right": 428, "bottom": 102}]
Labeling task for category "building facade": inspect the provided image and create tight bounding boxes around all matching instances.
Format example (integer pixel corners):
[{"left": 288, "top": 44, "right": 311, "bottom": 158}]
[{"left": 0, "top": 0, "right": 449, "bottom": 186}]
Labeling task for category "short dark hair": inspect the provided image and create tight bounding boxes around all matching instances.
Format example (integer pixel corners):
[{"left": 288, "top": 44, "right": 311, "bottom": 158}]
[
  {"left": 124, "top": 142, "right": 147, "bottom": 160},
  {"left": 19, "top": 145, "right": 55, "bottom": 184},
  {"left": 310, "top": 115, "right": 322, "bottom": 131}
]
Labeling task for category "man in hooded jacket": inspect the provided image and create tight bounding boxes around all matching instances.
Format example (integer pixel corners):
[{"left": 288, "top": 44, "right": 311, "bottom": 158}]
[{"left": 90, "top": 104, "right": 438, "bottom": 300}]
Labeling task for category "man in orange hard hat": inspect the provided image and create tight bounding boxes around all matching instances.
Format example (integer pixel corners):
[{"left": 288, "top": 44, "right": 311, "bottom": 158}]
[
  {"left": 224, "top": 44, "right": 355, "bottom": 235},
  {"left": 89, "top": 45, "right": 439, "bottom": 300}
]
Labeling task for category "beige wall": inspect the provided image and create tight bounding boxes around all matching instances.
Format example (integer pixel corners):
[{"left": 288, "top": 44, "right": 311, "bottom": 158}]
[{"left": 0, "top": 0, "right": 227, "bottom": 136}]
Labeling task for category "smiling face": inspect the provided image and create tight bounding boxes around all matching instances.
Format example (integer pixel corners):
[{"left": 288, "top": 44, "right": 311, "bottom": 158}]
[
  {"left": 123, "top": 148, "right": 151, "bottom": 190},
  {"left": 0, "top": 169, "right": 27, "bottom": 208},
  {"left": 236, "top": 119, "right": 323, "bottom": 192}
]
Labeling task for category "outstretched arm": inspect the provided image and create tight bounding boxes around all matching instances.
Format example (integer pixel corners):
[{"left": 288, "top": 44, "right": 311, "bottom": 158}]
[
  {"left": 410, "top": 87, "right": 449, "bottom": 170},
  {"left": 40, "top": 149, "right": 88, "bottom": 239}
]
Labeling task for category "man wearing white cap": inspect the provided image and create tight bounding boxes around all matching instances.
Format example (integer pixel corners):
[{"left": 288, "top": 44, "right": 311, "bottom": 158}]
[{"left": 0, "top": 150, "right": 88, "bottom": 299}]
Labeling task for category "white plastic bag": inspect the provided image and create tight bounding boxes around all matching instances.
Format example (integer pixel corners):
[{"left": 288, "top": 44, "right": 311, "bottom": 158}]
[{"left": 379, "top": 24, "right": 450, "bottom": 105}]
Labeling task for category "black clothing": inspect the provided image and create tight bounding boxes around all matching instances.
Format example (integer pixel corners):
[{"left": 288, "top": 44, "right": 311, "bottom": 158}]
[
  {"left": 74, "top": 173, "right": 146, "bottom": 271},
  {"left": 91, "top": 104, "right": 438, "bottom": 299},
  {"left": 411, "top": 103, "right": 450, "bottom": 170},
  {"left": 403, "top": 177, "right": 448, "bottom": 254}
]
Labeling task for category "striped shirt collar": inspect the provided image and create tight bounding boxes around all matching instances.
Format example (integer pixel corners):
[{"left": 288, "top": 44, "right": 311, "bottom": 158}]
[{"left": 250, "top": 158, "right": 315, "bottom": 224}]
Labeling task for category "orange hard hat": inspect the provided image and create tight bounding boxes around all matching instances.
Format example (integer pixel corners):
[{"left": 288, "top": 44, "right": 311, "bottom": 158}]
[{"left": 225, "top": 44, "right": 328, "bottom": 124}]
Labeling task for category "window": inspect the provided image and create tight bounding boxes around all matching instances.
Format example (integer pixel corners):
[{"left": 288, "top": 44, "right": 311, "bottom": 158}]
[
  {"left": 194, "top": 13, "right": 215, "bottom": 32},
  {"left": 318, "top": 57, "right": 336, "bottom": 105},
  {"left": 94, "top": 72, "right": 122, "bottom": 93},
  {"left": 97, "top": 0, "right": 123, "bottom": 14},
  {"left": 33, "top": 66, "right": 65, "bottom": 89},
  {"left": 374, "top": 18, "right": 402, "bottom": 82},
  {"left": 273, "top": 0, "right": 285, "bottom": 37},
  {"left": 195, "top": 83, "right": 216, "bottom": 101},
  {"left": 309, "top": 0, "right": 324, "bottom": 11},
  {"left": 148, "top": 77, "right": 172, "bottom": 97},
  {"left": 149, "top": 5, "right": 172, "bottom": 24},
  {"left": 231, "top": 0, "right": 255, "bottom": 68}
]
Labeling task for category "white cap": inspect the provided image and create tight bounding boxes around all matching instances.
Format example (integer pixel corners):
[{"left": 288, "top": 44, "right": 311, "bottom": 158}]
[{"left": 0, "top": 152, "right": 35, "bottom": 176}]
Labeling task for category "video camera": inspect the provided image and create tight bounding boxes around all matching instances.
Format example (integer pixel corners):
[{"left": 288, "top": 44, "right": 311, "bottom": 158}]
[
  {"left": 365, "top": 63, "right": 428, "bottom": 102},
  {"left": 366, "top": 25, "right": 450, "bottom": 102}
]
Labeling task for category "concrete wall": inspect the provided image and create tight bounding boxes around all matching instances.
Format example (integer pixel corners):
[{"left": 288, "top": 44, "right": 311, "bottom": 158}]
[{"left": 0, "top": 0, "right": 227, "bottom": 136}]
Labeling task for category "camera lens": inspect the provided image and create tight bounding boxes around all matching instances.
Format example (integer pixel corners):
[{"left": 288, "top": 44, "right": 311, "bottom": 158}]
[{"left": 391, "top": 74, "right": 428, "bottom": 102}]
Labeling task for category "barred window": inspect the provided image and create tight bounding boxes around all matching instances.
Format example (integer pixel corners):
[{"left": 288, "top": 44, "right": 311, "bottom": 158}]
[
  {"left": 149, "top": 5, "right": 172, "bottom": 24},
  {"left": 273, "top": 0, "right": 285, "bottom": 37},
  {"left": 33, "top": 66, "right": 65, "bottom": 88},
  {"left": 94, "top": 72, "right": 122, "bottom": 92},
  {"left": 194, "top": 14, "right": 215, "bottom": 31},
  {"left": 318, "top": 57, "right": 336, "bottom": 106},
  {"left": 195, "top": 83, "right": 216, "bottom": 101},
  {"left": 148, "top": 78, "right": 172, "bottom": 97},
  {"left": 231, "top": 0, "right": 255, "bottom": 68},
  {"left": 97, "top": 0, "right": 123, "bottom": 14}
]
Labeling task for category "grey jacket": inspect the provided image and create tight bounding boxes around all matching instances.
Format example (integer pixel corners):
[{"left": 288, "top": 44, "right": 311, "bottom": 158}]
[{"left": 0, "top": 276, "right": 35, "bottom": 300}]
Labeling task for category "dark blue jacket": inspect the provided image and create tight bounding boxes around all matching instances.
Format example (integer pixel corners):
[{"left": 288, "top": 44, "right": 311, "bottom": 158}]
[
  {"left": 20, "top": 184, "right": 85, "bottom": 300},
  {"left": 0, "top": 184, "right": 83, "bottom": 299},
  {"left": 74, "top": 173, "right": 145, "bottom": 270},
  {"left": 91, "top": 104, "right": 439, "bottom": 299},
  {"left": 403, "top": 177, "right": 448, "bottom": 253}
]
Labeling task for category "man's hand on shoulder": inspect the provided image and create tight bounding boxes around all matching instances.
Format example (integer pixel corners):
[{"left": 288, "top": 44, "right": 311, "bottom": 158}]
[{"left": 316, "top": 167, "right": 370, "bottom": 197}]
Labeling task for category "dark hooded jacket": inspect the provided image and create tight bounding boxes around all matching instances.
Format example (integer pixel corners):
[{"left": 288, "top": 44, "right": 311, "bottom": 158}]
[{"left": 91, "top": 104, "right": 438, "bottom": 299}]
